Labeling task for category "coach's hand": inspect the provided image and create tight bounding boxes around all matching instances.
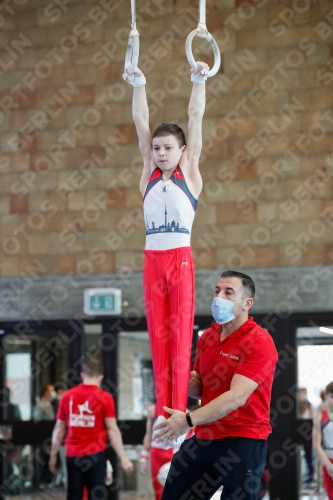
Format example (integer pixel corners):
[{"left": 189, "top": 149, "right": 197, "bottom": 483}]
[
  {"left": 120, "top": 457, "right": 134, "bottom": 471},
  {"left": 153, "top": 408, "right": 189, "bottom": 446}
]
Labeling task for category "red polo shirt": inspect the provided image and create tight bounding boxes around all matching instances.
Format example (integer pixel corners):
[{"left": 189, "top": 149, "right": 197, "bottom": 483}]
[
  {"left": 57, "top": 384, "right": 115, "bottom": 457},
  {"left": 193, "top": 317, "right": 278, "bottom": 441}
]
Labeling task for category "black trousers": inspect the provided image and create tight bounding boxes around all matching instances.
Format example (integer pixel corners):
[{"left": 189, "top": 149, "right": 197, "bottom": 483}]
[
  {"left": 66, "top": 450, "right": 107, "bottom": 500},
  {"left": 162, "top": 436, "right": 267, "bottom": 500},
  {"left": 303, "top": 443, "right": 314, "bottom": 481}
]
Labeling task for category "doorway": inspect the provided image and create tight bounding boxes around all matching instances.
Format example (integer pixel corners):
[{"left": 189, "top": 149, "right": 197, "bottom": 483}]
[
  {"left": 4, "top": 333, "right": 69, "bottom": 423},
  {"left": 0, "top": 320, "right": 81, "bottom": 497},
  {"left": 296, "top": 325, "right": 333, "bottom": 499}
]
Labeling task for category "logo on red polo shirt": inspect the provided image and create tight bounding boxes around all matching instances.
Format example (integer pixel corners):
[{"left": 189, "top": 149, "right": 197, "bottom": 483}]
[
  {"left": 220, "top": 350, "right": 240, "bottom": 360},
  {"left": 69, "top": 398, "right": 96, "bottom": 428}
]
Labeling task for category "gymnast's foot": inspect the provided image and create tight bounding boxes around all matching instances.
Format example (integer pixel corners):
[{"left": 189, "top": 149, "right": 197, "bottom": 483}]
[
  {"left": 152, "top": 416, "right": 169, "bottom": 449},
  {"left": 167, "top": 430, "right": 187, "bottom": 449},
  {"left": 152, "top": 415, "right": 187, "bottom": 450}
]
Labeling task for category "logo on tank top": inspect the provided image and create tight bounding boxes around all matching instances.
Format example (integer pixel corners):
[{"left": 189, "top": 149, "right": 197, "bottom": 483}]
[
  {"left": 145, "top": 204, "right": 189, "bottom": 236},
  {"left": 69, "top": 398, "right": 96, "bottom": 428},
  {"left": 160, "top": 184, "right": 169, "bottom": 193}
]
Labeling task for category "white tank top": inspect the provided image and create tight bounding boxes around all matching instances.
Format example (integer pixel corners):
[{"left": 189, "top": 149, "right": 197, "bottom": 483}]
[
  {"left": 322, "top": 410, "right": 333, "bottom": 459},
  {"left": 143, "top": 167, "right": 197, "bottom": 250}
]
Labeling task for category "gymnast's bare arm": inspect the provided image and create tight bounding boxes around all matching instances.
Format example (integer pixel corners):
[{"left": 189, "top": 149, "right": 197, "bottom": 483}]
[
  {"left": 105, "top": 417, "right": 134, "bottom": 471},
  {"left": 49, "top": 419, "right": 67, "bottom": 474},
  {"left": 179, "top": 61, "right": 208, "bottom": 200},
  {"left": 188, "top": 371, "right": 202, "bottom": 399},
  {"left": 126, "top": 67, "right": 154, "bottom": 196},
  {"left": 143, "top": 403, "right": 155, "bottom": 450}
]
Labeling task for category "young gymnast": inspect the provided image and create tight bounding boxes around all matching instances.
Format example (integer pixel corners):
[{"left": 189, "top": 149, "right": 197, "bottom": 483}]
[{"left": 123, "top": 61, "right": 208, "bottom": 447}]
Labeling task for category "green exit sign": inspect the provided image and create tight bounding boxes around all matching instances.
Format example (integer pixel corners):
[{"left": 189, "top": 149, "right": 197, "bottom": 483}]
[{"left": 84, "top": 288, "right": 122, "bottom": 316}]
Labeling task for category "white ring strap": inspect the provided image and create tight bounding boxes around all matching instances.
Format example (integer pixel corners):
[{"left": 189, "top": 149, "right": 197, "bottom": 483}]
[
  {"left": 124, "top": 31, "right": 140, "bottom": 73},
  {"left": 124, "top": 0, "right": 140, "bottom": 73}
]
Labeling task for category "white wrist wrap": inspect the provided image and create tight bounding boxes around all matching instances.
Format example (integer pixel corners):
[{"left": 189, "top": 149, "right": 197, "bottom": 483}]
[
  {"left": 122, "top": 73, "right": 146, "bottom": 87},
  {"left": 106, "top": 460, "right": 113, "bottom": 473},
  {"left": 191, "top": 70, "right": 208, "bottom": 84}
]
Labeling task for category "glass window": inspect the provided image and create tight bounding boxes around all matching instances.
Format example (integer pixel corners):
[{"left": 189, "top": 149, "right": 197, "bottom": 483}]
[
  {"left": 118, "top": 332, "right": 154, "bottom": 420},
  {"left": 4, "top": 333, "right": 69, "bottom": 421},
  {"left": 4, "top": 339, "right": 32, "bottom": 421}
]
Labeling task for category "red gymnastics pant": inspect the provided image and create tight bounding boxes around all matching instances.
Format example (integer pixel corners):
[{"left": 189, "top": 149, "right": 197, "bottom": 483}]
[
  {"left": 150, "top": 447, "right": 174, "bottom": 500},
  {"left": 323, "top": 459, "right": 333, "bottom": 500},
  {"left": 143, "top": 247, "right": 195, "bottom": 418}
]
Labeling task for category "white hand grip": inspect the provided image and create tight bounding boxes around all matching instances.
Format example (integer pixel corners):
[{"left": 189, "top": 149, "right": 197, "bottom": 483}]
[
  {"left": 124, "top": 29, "right": 140, "bottom": 73},
  {"left": 185, "top": 28, "right": 221, "bottom": 78}
]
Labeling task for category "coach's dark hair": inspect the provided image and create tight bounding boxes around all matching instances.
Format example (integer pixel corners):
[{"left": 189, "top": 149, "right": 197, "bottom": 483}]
[
  {"left": 82, "top": 357, "right": 104, "bottom": 377},
  {"left": 152, "top": 123, "right": 186, "bottom": 148},
  {"left": 326, "top": 381, "right": 333, "bottom": 395},
  {"left": 220, "top": 270, "right": 255, "bottom": 299}
]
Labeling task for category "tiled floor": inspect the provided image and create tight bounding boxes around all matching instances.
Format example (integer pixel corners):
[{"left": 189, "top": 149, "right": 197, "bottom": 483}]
[
  {"left": 8, "top": 494, "right": 155, "bottom": 500},
  {"left": 294, "top": 494, "right": 326, "bottom": 500},
  {"left": 6, "top": 487, "right": 329, "bottom": 500},
  {"left": 8, "top": 496, "right": 66, "bottom": 500}
]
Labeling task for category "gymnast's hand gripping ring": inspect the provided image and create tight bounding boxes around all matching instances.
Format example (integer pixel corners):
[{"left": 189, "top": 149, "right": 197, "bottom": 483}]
[{"left": 185, "top": 24, "right": 221, "bottom": 78}]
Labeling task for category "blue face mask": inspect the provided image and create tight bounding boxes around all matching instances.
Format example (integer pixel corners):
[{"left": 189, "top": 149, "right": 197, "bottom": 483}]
[{"left": 211, "top": 297, "right": 247, "bottom": 325}]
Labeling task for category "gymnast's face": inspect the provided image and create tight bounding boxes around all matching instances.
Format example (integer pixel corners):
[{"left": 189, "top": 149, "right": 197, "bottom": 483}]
[{"left": 152, "top": 135, "right": 185, "bottom": 171}]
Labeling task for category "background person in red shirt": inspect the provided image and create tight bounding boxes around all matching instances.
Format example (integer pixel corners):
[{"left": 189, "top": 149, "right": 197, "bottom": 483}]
[
  {"left": 154, "top": 270, "right": 278, "bottom": 500},
  {"left": 49, "top": 358, "right": 133, "bottom": 500}
]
